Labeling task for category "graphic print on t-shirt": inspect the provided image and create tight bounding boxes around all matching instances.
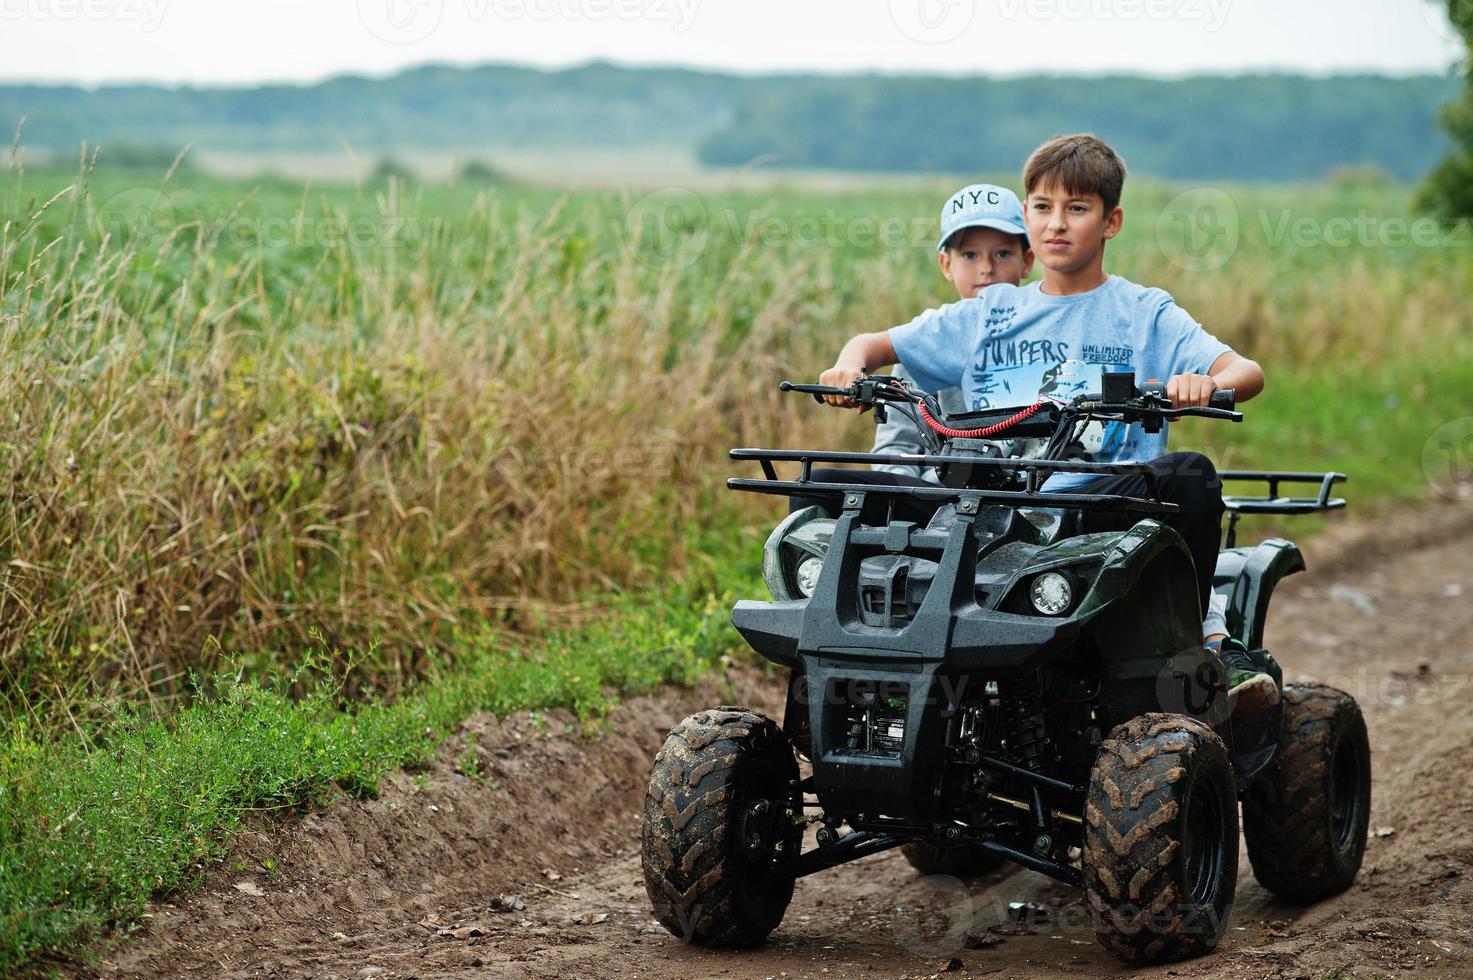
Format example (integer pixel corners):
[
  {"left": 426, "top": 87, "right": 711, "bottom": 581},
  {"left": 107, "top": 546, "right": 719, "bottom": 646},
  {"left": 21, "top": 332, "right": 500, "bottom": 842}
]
[{"left": 970, "top": 348, "right": 1133, "bottom": 459}]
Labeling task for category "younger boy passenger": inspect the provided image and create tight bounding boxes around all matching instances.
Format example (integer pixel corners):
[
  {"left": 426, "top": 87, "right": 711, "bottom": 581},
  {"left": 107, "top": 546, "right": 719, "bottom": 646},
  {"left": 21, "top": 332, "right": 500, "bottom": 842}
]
[
  {"left": 818, "top": 134, "right": 1276, "bottom": 713},
  {"left": 872, "top": 184, "right": 1033, "bottom": 484}
]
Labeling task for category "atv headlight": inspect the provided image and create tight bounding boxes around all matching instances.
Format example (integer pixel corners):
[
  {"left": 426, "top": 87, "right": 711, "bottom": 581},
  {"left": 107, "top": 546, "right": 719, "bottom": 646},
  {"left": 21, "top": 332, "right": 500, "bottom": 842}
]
[
  {"left": 1030, "top": 571, "right": 1073, "bottom": 616},
  {"left": 761, "top": 506, "right": 833, "bottom": 600},
  {"left": 795, "top": 556, "right": 823, "bottom": 598}
]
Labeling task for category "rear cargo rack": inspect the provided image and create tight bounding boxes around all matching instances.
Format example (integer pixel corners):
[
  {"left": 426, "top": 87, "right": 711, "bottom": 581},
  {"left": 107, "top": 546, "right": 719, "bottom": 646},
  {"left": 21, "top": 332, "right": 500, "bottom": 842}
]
[
  {"left": 727, "top": 448, "right": 1178, "bottom": 515},
  {"left": 1219, "top": 470, "right": 1347, "bottom": 547}
]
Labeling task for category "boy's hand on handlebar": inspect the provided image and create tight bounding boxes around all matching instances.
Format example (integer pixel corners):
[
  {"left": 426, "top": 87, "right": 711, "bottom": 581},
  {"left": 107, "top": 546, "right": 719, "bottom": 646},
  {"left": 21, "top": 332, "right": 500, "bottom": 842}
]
[
  {"left": 818, "top": 365, "right": 865, "bottom": 407},
  {"left": 1166, "top": 372, "right": 1219, "bottom": 409}
]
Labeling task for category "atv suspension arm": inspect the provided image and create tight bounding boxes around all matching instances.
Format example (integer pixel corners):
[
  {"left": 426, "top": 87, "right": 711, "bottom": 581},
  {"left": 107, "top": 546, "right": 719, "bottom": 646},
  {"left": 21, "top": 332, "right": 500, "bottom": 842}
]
[
  {"left": 789, "top": 831, "right": 907, "bottom": 878},
  {"left": 789, "top": 821, "right": 1084, "bottom": 886}
]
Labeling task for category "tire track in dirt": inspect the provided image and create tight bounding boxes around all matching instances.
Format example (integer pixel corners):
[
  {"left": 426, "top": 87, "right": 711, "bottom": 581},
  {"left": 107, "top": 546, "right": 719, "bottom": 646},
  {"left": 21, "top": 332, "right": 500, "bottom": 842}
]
[{"left": 77, "top": 502, "right": 1473, "bottom": 979}]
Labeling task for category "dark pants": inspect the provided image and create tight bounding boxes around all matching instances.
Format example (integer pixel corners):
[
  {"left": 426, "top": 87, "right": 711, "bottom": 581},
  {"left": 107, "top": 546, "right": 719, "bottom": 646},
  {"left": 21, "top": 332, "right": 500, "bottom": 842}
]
[
  {"left": 788, "top": 452, "right": 1225, "bottom": 618},
  {"left": 1069, "top": 451, "right": 1225, "bottom": 617}
]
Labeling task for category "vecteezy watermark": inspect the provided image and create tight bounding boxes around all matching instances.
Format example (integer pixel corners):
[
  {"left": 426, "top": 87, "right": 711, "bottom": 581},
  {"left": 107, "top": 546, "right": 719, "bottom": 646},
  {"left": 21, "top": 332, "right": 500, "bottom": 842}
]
[
  {"left": 992, "top": 0, "right": 1232, "bottom": 32},
  {"left": 1423, "top": 417, "right": 1473, "bottom": 501},
  {"left": 1158, "top": 192, "right": 1473, "bottom": 269},
  {"left": 729, "top": 209, "right": 933, "bottom": 251},
  {"left": 622, "top": 188, "right": 946, "bottom": 272},
  {"left": 0, "top": 0, "right": 168, "bottom": 30},
  {"left": 94, "top": 186, "right": 436, "bottom": 255},
  {"left": 1258, "top": 210, "right": 1472, "bottom": 251},
  {"left": 358, "top": 0, "right": 699, "bottom": 44},
  {"left": 1155, "top": 188, "right": 1240, "bottom": 273},
  {"left": 890, "top": 0, "right": 977, "bottom": 43},
  {"left": 879, "top": 875, "right": 1226, "bottom": 956},
  {"left": 218, "top": 212, "right": 433, "bottom": 252}
]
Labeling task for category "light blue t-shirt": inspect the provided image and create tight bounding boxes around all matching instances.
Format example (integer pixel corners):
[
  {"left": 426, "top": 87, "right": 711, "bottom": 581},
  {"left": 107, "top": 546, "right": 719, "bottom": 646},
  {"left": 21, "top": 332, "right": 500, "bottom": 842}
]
[{"left": 888, "top": 275, "right": 1232, "bottom": 491}]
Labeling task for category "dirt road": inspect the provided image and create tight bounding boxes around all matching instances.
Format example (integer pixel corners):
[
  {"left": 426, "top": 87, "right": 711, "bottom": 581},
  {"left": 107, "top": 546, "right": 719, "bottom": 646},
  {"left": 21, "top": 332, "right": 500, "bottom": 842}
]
[{"left": 83, "top": 503, "right": 1473, "bottom": 979}]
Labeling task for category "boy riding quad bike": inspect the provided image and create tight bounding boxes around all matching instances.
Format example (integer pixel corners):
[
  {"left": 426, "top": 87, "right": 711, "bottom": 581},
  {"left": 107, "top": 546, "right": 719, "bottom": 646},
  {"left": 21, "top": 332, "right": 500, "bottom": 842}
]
[{"left": 640, "top": 373, "right": 1369, "bottom": 964}]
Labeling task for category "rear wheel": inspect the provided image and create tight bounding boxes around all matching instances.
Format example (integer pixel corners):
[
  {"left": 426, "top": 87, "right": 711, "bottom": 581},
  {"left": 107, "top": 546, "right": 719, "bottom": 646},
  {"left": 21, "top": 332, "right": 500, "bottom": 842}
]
[
  {"left": 1083, "top": 713, "right": 1238, "bottom": 964},
  {"left": 900, "top": 841, "right": 1006, "bottom": 879},
  {"left": 1242, "top": 684, "right": 1371, "bottom": 903},
  {"left": 641, "top": 707, "right": 799, "bottom": 946}
]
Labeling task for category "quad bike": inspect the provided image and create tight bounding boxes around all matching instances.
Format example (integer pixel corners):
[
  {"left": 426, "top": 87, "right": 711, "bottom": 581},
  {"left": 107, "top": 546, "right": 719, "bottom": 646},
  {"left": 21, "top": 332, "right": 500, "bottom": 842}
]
[{"left": 640, "top": 373, "right": 1369, "bottom": 964}]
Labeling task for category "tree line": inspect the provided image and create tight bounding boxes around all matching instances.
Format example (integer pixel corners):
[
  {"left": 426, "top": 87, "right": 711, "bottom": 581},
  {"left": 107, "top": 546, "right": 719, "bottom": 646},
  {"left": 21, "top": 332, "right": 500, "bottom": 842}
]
[{"left": 2, "top": 62, "right": 1456, "bottom": 183}]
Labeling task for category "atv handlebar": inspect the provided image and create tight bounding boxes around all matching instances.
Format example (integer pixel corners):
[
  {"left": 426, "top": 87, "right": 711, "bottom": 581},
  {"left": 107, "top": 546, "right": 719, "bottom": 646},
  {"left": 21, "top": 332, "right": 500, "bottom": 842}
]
[
  {"left": 779, "top": 379, "right": 896, "bottom": 405},
  {"left": 779, "top": 376, "right": 1241, "bottom": 420}
]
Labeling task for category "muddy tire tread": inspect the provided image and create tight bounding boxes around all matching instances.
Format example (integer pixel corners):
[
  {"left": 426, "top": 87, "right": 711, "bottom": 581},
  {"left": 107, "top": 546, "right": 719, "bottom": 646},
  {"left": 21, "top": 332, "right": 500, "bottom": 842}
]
[
  {"left": 1083, "top": 712, "right": 1236, "bottom": 964},
  {"left": 1242, "top": 683, "right": 1370, "bottom": 903},
  {"left": 641, "top": 707, "right": 795, "bottom": 946}
]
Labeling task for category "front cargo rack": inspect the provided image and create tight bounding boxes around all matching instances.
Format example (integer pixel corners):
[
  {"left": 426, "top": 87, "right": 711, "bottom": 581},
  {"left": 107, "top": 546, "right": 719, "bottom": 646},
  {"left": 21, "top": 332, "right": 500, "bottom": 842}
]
[{"left": 727, "top": 448, "right": 1179, "bottom": 516}]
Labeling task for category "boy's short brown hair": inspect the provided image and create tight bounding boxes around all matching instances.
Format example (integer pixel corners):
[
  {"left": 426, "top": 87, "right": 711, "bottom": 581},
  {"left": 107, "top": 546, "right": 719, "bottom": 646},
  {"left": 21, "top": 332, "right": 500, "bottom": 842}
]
[{"left": 1023, "top": 134, "right": 1128, "bottom": 213}]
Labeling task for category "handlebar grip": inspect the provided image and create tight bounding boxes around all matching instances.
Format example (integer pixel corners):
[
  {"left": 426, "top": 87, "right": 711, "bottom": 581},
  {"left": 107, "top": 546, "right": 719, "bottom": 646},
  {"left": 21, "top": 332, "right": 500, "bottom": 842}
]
[
  {"left": 1209, "top": 388, "right": 1236, "bottom": 411},
  {"left": 780, "top": 379, "right": 843, "bottom": 403}
]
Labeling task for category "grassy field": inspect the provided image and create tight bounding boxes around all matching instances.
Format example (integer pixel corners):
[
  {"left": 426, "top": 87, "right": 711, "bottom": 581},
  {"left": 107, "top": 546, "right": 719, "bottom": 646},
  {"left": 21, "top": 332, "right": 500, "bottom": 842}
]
[{"left": 1, "top": 150, "right": 1470, "bottom": 968}]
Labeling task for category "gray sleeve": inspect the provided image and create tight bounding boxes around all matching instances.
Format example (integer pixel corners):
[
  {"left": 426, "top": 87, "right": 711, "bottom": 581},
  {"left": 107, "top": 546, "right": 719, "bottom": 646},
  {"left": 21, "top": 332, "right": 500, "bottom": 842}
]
[{"left": 869, "top": 366, "right": 939, "bottom": 483}]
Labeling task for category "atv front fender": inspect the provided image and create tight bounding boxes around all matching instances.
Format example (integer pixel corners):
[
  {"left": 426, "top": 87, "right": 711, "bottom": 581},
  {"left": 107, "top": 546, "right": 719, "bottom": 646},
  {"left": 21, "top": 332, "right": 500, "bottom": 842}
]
[
  {"left": 1078, "top": 519, "right": 1204, "bottom": 661},
  {"left": 1211, "top": 539, "right": 1305, "bottom": 651}
]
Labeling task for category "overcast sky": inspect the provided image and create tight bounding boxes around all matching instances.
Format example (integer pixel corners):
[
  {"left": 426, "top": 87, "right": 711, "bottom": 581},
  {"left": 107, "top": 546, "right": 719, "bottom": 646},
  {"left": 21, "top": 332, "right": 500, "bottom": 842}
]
[{"left": 0, "top": 0, "right": 1460, "bottom": 86}]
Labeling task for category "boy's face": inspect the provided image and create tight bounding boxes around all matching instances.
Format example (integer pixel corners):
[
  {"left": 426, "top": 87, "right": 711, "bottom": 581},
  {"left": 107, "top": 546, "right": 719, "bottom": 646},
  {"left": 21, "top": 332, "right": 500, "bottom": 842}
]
[
  {"left": 938, "top": 226, "right": 1034, "bottom": 299},
  {"left": 1025, "top": 181, "right": 1122, "bottom": 277}
]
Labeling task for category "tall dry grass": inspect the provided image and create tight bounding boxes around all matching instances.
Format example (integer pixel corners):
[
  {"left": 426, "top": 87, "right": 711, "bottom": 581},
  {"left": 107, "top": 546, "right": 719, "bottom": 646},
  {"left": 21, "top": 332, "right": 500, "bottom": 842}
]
[
  {"left": 0, "top": 155, "right": 935, "bottom": 722},
  {"left": 1, "top": 153, "right": 1466, "bottom": 725}
]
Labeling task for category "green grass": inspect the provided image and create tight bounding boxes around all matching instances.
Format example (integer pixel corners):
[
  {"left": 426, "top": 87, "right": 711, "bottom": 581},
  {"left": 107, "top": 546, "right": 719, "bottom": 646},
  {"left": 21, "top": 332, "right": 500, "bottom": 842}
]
[{"left": 0, "top": 531, "right": 762, "bottom": 971}]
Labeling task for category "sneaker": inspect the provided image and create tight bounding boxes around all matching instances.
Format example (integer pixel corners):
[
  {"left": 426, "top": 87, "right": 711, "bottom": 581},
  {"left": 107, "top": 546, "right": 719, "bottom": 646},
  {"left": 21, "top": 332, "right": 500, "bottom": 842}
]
[
  {"left": 1209, "top": 639, "right": 1281, "bottom": 716},
  {"left": 1225, "top": 667, "right": 1280, "bottom": 716}
]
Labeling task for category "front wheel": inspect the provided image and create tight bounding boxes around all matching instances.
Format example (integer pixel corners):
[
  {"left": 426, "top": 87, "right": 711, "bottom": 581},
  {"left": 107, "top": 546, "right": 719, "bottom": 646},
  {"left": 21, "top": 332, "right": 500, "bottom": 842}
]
[
  {"left": 1242, "top": 684, "right": 1371, "bottom": 903},
  {"left": 641, "top": 707, "right": 799, "bottom": 946},
  {"left": 1083, "top": 713, "right": 1238, "bottom": 964}
]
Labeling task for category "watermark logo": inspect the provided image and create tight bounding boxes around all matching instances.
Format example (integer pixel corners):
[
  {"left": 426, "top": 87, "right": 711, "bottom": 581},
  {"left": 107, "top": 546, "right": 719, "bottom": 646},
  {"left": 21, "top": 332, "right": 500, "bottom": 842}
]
[
  {"left": 90, "top": 186, "right": 440, "bottom": 255},
  {"left": 95, "top": 187, "right": 175, "bottom": 244},
  {"left": 622, "top": 187, "right": 709, "bottom": 272},
  {"left": 890, "top": 0, "right": 976, "bottom": 43},
  {"left": 1154, "top": 645, "right": 1231, "bottom": 728},
  {"left": 357, "top": 0, "right": 445, "bottom": 44},
  {"left": 1423, "top": 417, "right": 1473, "bottom": 501},
  {"left": 0, "top": 0, "right": 169, "bottom": 30},
  {"left": 1155, "top": 187, "right": 1240, "bottom": 272},
  {"left": 359, "top": 0, "right": 698, "bottom": 43},
  {"left": 1258, "top": 209, "right": 1469, "bottom": 251},
  {"left": 1421, "top": 0, "right": 1473, "bottom": 45},
  {"left": 483, "top": 0, "right": 700, "bottom": 31},
  {"left": 993, "top": 0, "right": 1232, "bottom": 31}
]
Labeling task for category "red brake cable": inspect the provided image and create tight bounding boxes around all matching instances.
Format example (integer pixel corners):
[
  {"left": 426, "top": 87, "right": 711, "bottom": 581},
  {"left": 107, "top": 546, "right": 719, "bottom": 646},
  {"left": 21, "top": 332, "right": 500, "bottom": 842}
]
[{"left": 917, "top": 398, "right": 1050, "bottom": 439}]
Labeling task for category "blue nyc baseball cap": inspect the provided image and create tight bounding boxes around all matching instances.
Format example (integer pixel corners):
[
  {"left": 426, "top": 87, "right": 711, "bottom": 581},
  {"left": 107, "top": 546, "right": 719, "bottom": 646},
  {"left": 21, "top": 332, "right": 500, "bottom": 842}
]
[{"left": 937, "top": 183, "right": 1028, "bottom": 252}]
